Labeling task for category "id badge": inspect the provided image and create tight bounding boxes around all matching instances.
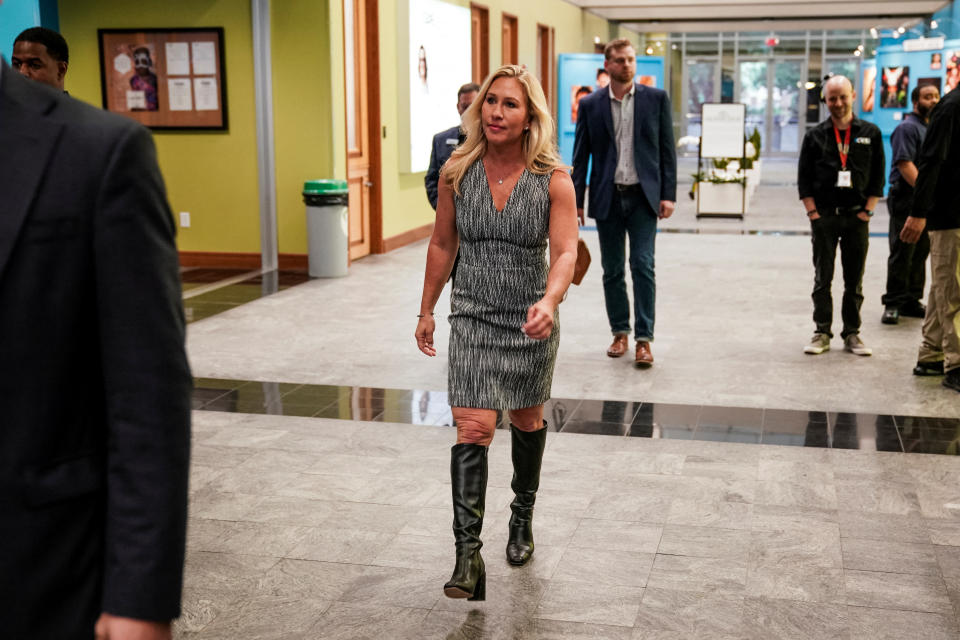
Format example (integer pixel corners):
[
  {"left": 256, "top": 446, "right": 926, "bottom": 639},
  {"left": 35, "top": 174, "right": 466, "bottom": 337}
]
[{"left": 836, "top": 170, "right": 852, "bottom": 188}]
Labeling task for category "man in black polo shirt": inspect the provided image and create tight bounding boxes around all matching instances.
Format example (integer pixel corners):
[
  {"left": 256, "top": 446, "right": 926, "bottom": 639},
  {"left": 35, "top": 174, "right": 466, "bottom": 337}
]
[
  {"left": 900, "top": 85, "right": 960, "bottom": 391},
  {"left": 881, "top": 83, "right": 940, "bottom": 324},
  {"left": 798, "top": 75, "right": 885, "bottom": 356}
]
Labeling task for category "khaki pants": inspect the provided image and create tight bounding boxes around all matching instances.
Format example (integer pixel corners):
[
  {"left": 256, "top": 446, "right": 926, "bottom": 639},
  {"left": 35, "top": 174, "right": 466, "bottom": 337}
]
[{"left": 919, "top": 228, "right": 960, "bottom": 373}]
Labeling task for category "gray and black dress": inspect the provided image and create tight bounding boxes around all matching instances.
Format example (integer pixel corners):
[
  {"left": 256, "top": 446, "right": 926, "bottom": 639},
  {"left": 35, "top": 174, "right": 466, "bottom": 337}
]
[{"left": 447, "top": 159, "right": 559, "bottom": 410}]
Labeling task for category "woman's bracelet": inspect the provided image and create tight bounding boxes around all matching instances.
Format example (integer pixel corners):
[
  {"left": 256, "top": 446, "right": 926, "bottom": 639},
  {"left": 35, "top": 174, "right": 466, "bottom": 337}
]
[{"left": 417, "top": 312, "right": 434, "bottom": 318}]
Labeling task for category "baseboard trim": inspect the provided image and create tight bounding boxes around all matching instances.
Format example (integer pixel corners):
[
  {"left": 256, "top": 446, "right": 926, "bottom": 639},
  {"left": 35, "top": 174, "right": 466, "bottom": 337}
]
[
  {"left": 382, "top": 222, "right": 433, "bottom": 253},
  {"left": 179, "top": 251, "right": 308, "bottom": 271}
]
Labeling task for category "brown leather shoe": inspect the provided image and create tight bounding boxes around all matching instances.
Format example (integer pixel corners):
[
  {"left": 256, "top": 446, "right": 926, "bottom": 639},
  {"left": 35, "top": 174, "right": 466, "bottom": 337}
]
[
  {"left": 635, "top": 341, "right": 654, "bottom": 368},
  {"left": 606, "top": 333, "right": 629, "bottom": 358}
]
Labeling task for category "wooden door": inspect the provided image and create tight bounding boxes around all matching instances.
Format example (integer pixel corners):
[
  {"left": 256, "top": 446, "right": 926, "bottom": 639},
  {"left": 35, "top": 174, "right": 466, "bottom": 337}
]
[
  {"left": 536, "top": 24, "right": 555, "bottom": 106},
  {"left": 471, "top": 4, "right": 489, "bottom": 85},
  {"left": 501, "top": 13, "right": 517, "bottom": 65},
  {"left": 344, "top": 0, "right": 382, "bottom": 259}
]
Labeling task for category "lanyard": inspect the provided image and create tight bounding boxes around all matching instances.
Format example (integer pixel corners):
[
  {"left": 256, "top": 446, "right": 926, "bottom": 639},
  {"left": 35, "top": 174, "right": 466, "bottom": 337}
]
[{"left": 833, "top": 124, "right": 851, "bottom": 170}]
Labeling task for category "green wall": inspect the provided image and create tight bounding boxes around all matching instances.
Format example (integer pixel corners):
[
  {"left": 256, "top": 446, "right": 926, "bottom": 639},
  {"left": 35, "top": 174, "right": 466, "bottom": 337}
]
[
  {"left": 59, "top": 0, "right": 621, "bottom": 257},
  {"left": 59, "top": 0, "right": 262, "bottom": 254}
]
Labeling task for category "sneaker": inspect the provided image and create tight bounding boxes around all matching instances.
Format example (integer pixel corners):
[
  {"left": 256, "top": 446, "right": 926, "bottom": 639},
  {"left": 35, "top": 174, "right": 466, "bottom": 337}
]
[
  {"left": 804, "top": 333, "right": 830, "bottom": 355},
  {"left": 914, "top": 360, "right": 945, "bottom": 376},
  {"left": 944, "top": 369, "right": 960, "bottom": 393},
  {"left": 881, "top": 307, "right": 899, "bottom": 324},
  {"left": 844, "top": 334, "right": 872, "bottom": 356}
]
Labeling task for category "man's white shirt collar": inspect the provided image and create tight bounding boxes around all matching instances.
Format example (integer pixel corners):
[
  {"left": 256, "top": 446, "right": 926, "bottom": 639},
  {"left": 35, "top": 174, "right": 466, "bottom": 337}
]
[{"left": 609, "top": 82, "right": 635, "bottom": 102}]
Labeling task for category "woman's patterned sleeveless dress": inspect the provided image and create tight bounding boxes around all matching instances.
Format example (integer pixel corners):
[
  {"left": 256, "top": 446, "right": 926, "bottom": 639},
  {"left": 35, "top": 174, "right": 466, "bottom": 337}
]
[{"left": 447, "top": 159, "right": 559, "bottom": 410}]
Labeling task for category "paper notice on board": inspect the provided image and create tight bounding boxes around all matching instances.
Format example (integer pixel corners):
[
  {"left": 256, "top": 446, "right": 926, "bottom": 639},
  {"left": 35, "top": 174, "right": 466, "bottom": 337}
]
[
  {"left": 193, "top": 77, "right": 219, "bottom": 111},
  {"left": 126, "top": 90, "right": 146, "bottom": 110},
  {"left": 165, "top": 42, "right": 190, "bottom": 75},
  {"left": 168, "top": 78, "right": 193, "bottom": 111},
  {"left": 191, "top": 41, "right": 216, "bottom": 75}
]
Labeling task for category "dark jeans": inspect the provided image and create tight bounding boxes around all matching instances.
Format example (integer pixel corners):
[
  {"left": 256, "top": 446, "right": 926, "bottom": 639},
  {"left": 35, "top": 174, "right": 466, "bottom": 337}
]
[
  {"left": 811, "top": 214, "right": 869, "bottom": 338},
  {"left": 595, "top": 189, "right": 657, "bottom": 341},
  {"left": 882, "top": 194, "right": 929, "bottom": 309}
]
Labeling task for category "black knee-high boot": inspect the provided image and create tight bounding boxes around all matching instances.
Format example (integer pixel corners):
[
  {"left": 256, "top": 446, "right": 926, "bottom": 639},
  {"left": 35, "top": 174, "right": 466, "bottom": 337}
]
[
  {"left": 443, "top": 443, "right": 487, "bottom": 600},
  {"left": 506, "top": 422, "right": 547, "bottom": 566}
]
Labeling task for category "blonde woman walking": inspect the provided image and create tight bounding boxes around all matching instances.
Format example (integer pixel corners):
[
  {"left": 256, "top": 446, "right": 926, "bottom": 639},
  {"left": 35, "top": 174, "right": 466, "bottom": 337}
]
[{"left": 415, "top": 65, "right": 578, "bottom": 600}]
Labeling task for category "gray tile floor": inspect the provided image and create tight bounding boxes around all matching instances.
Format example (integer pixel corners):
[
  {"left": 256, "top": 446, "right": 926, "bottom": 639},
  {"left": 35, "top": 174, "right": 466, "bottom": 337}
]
[{"left": 179, "top": 162, "right": 960, "bottom": 638}]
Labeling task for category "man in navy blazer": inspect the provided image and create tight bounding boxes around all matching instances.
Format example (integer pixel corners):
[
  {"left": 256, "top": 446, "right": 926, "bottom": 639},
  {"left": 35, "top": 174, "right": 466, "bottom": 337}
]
[
  {"left": 0, "top": 56, "right": 191, "bottom": 639},
  {"left": 572, "top": 38, "right": 677, "bottom": 367},
  {"left": 424, "top": 82, "right": 479, "bottom": 210}
]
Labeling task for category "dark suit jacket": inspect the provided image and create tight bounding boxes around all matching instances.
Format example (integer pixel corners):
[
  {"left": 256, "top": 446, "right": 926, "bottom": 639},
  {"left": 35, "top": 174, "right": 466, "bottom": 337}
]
[
  {"left": 424, "top": 124, "right": 463, "bottom": 210},
  {"left": 571, "top": 84, "right": 677, "bottom": 220},
  {"left": 0, "top": 60, "right": 192, "bottom": 638}
]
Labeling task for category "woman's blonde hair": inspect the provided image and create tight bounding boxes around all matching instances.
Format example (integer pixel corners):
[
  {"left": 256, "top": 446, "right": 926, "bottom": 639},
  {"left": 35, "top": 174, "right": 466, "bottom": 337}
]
[{"left": 443, "top": 65, "right": 564, "bottom": 195}]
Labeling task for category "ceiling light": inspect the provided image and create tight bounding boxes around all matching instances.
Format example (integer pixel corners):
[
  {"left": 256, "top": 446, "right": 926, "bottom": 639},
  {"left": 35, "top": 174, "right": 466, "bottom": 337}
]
[
  {"left": 931, "top": 19, "right": 939, "bottom": 29},
  {"left": 857, "top": 44, "right": 864, "bottom": 51},
  {"left": 594, "top": 36, "right": 601, "bottom": 44},
  {"left": 869, "top": 27, "right": 878, "bottom": 38},
  {"left": 854, "top": 50, "right": 861, "bottom": 56},
  {"left": 805, "top": 81, "right": 816, "bottom": 90},
  {"left": 645, "top": 47, "right": 654, "bottom": 55},
  {"left": 671, "top": 44, "right": 678, "bottom": 50},
  {"left": 655, "top": 41, "right": 662, "bottom": 47},
  {"left": 897, "top": 26, "right": 906, "bottom": 33}
]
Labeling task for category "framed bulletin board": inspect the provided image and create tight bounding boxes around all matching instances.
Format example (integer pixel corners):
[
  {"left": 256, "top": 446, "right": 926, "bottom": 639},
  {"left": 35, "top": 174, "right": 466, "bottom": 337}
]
[{"left": 97, "top": 27, "right": 227, "bottom": 130}]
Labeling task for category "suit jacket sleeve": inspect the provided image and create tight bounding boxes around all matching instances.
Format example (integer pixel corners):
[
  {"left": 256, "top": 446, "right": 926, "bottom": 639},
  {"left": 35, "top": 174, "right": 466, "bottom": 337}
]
[
  {"left": 94, "top": 124, "right": 192, "bottom": 621},
  {"left": 914, "top": 106, "right": 954, "bottom": 219},
  {"left": 571, "top": 100, "right": 591, "bottom": 209},
  {"left": 659, "top": 92, "right": 677, "bottom": 202},
  {"left": 425, "top": 133, "right": 441, "bottom": 210}
]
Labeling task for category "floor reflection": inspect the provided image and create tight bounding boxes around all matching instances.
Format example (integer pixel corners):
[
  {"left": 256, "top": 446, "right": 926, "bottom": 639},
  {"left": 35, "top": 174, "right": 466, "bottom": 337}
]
[{"left": 191, "top": 377, "right": 960, "bottom": 455}]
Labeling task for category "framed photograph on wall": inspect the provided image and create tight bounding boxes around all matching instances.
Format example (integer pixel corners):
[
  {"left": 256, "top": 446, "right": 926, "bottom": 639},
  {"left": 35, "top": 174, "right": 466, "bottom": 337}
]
[{"left": 98, "top": 27, "right": 227, "bottom": 130}]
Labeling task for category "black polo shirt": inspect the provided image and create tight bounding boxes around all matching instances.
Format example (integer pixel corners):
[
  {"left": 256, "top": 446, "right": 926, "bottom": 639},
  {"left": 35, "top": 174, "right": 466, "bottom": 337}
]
[
  {"left": 798, "top": 117, "right": 885, "bottom": 212},
  {"left": 914, "top": 88, "right": 960, "bottom": 231},
  {"left": 888, "top": 112, "right": 926, "bottom": 197}
]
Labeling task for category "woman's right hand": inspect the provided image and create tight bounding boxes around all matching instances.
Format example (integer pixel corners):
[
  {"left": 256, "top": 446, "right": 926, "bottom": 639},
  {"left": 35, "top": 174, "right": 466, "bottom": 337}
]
[{"left": 415, "top": 315, "right": 437, "bottom": 357}]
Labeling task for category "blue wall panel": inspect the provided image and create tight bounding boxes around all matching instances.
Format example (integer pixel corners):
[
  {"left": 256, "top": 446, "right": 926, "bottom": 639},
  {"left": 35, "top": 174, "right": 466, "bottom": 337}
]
[{"left": 556, "top": 53, "right": 664, "bottom": 168}]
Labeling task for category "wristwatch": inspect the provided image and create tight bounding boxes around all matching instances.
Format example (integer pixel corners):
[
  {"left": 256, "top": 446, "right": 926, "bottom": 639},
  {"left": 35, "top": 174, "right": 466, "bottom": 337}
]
[{"left": 863, "top": 209, "right": 874, "bottom": 217}]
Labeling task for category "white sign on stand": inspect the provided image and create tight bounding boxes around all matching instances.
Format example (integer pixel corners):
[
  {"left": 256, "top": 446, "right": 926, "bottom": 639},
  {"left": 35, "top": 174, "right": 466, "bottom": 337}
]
[
  {"left": 700, "top": 103, "right": 746, "bottom": 159},
  {"left": 697, "top": 102, "right": 747, "bottom": 218}
]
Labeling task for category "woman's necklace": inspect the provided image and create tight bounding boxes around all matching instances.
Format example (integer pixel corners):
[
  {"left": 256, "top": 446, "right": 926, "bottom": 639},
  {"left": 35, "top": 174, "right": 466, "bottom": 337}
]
[{"left": 487, "top": 160, "right": 522, "bottom": 185}]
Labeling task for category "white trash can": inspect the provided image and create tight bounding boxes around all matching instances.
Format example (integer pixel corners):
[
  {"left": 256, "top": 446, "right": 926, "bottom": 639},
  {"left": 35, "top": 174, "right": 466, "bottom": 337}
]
[{"left": 303, "top": 180, "right": 349, "bottom": 278}]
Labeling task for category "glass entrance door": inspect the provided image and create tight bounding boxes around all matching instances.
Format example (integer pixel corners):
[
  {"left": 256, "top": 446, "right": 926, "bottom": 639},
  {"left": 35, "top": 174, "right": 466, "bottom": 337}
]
[
  {"left": 683, "top": 58, "right": 719, "bottom": 139},
  {"left": 738, "top": 57, "right": 806, "bottom": 155}
]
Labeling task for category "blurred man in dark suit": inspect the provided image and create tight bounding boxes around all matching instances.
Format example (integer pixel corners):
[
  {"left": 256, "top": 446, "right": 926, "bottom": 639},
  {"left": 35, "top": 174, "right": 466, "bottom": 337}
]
[{"left": 0, "top": 53, "right": 191, "bottom": 639}]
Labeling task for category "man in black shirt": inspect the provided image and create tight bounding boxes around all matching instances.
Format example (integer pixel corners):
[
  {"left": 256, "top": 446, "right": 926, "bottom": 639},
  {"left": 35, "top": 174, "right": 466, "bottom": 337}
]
[
  {"left": 798, "top": 75, "right": 885, "bottom": 356},
  {"left": 882, "top": 84, "right": 940, "bottom": 324},
  {"left": 900, "top": 86, "right": 960, "bottom": 391}
]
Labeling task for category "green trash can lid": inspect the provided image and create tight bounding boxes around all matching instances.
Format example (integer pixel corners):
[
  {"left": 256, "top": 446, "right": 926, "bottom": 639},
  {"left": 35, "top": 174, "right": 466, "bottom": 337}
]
[{"left": 303, "top": 179, "right": 348, "bottom": 195}]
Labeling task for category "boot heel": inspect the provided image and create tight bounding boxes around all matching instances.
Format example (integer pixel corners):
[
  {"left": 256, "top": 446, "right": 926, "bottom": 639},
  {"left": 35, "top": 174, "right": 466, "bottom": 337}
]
[{"left": 467, "top": 569, "right": 486, "bottom": 601}]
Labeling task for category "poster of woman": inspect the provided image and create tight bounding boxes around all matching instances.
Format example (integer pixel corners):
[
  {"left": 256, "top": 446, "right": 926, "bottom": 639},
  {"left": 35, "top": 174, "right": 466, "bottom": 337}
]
[
  {"left": 862, "top": 66, "right": 876, "bottom": 112},
  {"left": 946, "top": 52, "right": 959, "bottom": 94},
  {"left": 880, "top": 66, "right": 908, "bottom": 108}
]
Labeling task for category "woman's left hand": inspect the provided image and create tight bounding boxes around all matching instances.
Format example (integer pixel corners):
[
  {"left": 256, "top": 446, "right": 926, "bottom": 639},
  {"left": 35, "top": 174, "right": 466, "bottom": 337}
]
[{"left": 522, "top": 299, "right": 555, "bottom": 340}]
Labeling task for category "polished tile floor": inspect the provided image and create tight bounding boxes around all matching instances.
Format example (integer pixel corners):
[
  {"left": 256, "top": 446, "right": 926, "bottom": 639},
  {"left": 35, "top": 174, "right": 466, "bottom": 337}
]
[
  {"left": 194, "top": 378, "right": 960, "bottom": 456},
  {"left": 180, "top": 409, "right": 960, "bottom": 639},
  {"left": 177, "top": 165, "right": 960, "bottom": 638}
]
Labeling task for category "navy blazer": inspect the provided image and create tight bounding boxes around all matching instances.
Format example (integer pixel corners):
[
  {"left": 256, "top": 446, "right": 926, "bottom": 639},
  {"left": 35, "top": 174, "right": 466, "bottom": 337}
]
[
  {"left": 424, "top": 124, "right": 463, "bottom": 210},
  {"left": 571, "top": 84, "right": 677, "bottom": 220}
]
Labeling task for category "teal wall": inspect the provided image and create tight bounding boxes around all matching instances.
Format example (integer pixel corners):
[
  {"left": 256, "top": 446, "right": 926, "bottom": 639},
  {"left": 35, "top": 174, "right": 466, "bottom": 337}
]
[{"left": 0, "top": 0, "right": 60, "bottom": 60}]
